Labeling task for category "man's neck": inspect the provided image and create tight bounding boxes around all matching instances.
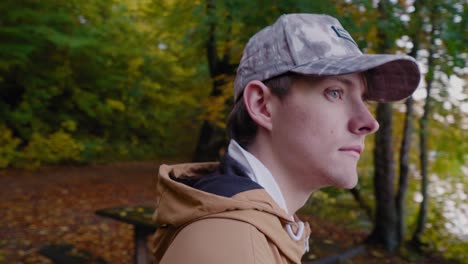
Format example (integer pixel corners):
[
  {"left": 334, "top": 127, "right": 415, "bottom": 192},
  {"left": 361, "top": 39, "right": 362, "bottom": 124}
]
[
  {"left": 228, "top": 140, "right": 289, "bottom": 214},
  {"left": 247, "top": 136, "right": 318, "bottom": 216}
]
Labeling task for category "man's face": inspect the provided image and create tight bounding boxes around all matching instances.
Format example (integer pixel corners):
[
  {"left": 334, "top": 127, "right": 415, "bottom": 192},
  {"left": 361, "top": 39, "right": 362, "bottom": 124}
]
[{"left": 269, "top": 73, "right": 379, "bottom": 190}]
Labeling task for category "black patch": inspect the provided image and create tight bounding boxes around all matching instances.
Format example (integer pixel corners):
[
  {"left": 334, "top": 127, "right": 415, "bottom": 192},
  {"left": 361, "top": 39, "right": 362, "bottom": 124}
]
[
  {"left": 173, "top": 154, "right": 263, "bottom": 197},
  {"left": 331, "top": 26, "right": 358, "bottom": 47}
]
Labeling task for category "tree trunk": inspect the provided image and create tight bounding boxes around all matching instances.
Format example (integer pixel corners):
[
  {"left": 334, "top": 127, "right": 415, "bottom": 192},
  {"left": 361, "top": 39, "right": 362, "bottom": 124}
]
[
  {"left": 395, "top": 0, "right": 422, "bottom": 243},
  {"left": 192, "top": 0, "right": 234, "bottom": 162},
  {"left": 395, "top": 97, "right": 414, "bottom": 244},
  {"left": 395, "top": 1, "right": 422, "bottom": 245},
  {"left": 412, "top": 78, "right": 432, "bottom": 248},
  {"left": 367, "top": 0, "right": 398, "bottom": 253},
  {"left": 411, "top": 4, "right": 437, "bottom": 247},
  {"left": 193, "top": 121, "right": 227, "bottom": 162},
  {"left": 368, "top": 103, "right": 398, "bottom": 252}
]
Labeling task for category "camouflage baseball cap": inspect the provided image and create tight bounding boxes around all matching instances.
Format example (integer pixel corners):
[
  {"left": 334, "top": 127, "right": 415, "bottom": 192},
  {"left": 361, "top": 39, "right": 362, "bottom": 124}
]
[{"left": 234, "top": 14, "right": 421, "bottom": 102}]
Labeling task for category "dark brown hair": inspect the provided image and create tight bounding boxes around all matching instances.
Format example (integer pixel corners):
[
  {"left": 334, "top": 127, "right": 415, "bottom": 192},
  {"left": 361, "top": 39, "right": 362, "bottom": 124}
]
[{"left": 226, "top": 73, "right": 298, "bottom": 148}]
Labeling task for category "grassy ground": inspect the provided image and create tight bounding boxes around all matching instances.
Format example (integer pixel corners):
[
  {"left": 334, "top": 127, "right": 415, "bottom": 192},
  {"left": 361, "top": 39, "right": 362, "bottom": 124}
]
[{"left": 0, "top": 161, "right": 459, "bottom": 263}]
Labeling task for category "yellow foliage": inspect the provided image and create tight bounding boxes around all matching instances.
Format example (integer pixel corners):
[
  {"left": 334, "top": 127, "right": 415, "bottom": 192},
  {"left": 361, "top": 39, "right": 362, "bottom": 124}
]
[
  {"left": 203, "top": 76, "right": 234, "bottom": 128},
  {"left": 106, "top": 99, "right": 126, "bottom": 112},
  {"left": 22, "top": 131, "right": 84, "bottom": 168},
  {"left": 365, "top": 26, "right": 380, "bottom": 53},
  {"left": 0, "top": 125, "right": 21, "bottom": 168},
  {"left": 128, "top": 57, "right": 144, "bottom": 77},
  {"left": 60, "top": 120, "right": 77, "bottom": 132},
  {"left": 143, "top": 80, "right": 162, "bottom": 92}
]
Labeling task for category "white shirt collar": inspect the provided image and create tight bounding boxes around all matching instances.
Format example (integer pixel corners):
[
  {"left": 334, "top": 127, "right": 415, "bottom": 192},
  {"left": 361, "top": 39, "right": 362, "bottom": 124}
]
[
  {"left": 228, "top": 140, "right": 309, "bottom": 251},
  {"left": 228, "top": 139, "right": 289, "bottom": 215}
]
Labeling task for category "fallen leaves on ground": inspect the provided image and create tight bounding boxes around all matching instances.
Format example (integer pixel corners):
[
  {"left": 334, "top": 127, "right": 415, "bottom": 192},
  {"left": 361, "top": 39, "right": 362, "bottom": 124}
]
[{"left": 0, "top": 162, "right": 157, "bottom": 264}]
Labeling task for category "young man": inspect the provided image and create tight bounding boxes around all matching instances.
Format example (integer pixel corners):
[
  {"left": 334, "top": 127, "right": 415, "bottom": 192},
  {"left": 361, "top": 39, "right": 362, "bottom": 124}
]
[{"left": 151, "top": 14, "right": 420, "bottom": 263}]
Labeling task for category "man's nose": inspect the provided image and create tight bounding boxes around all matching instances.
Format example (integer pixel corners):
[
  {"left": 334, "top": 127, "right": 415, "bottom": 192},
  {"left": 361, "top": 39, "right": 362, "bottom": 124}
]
[{"left": 348, "top": 103, "right": 380, "bottom": 135}]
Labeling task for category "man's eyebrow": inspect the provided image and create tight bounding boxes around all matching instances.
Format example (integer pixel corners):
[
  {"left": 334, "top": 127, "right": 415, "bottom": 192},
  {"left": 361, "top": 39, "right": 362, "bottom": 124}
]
[{"left": 328, "top": 76, "right": 355, "bottom": 87}]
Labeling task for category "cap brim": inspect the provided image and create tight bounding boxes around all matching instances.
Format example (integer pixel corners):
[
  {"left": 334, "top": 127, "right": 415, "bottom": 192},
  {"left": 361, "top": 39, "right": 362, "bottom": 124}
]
[{"left": 289, "top": 54, "right": 421, "bottom": 102}]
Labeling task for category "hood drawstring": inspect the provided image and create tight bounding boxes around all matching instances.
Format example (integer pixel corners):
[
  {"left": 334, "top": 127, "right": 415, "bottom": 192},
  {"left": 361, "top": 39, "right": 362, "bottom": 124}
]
[
  {"left": 286, "top": 222, "right": 304, "bottom": 241},
  {"left": 286, "top": 222, "right": 309, "bottom": 253}
]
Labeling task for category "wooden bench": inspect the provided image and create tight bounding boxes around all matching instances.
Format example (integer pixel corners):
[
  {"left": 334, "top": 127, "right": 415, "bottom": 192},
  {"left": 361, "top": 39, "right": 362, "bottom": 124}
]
[{"left": 95, "top": 206, "right": 157, "bottom": 264}]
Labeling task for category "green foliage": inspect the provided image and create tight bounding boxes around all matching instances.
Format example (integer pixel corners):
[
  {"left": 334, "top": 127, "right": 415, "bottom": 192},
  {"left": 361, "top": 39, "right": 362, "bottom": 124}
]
[
  {"left": 0, "top": 0, "right": 204, "bottom": 164},
  {"left": 79, "top": 137, "right": 105, "bottom": 163}
]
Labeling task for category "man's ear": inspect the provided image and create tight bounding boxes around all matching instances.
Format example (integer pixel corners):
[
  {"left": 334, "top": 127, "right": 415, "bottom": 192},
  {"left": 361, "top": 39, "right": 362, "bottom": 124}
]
[{"left": 243, "top": 80, "right": 273, "bottom": 131}]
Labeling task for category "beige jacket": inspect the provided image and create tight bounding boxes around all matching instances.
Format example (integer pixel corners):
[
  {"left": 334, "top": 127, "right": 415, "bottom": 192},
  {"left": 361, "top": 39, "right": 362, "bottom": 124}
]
[{"left": 151, "top": 159, "right": 310, "bottom": 264}]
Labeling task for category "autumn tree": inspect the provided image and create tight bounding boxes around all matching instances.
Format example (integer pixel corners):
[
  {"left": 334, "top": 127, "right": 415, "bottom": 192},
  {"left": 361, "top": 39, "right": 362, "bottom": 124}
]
[
  {"left": 0, "top": 0, "right": 206, "bottom": 166},
  {"left": 367, "top": 0, "right": 401, "bottom": 252},
  {"left": 410, "top": 0, "right": 466, "bottom": 250},
  {"left": 395, "top": 0, "right": 423, "bottom": 246}
]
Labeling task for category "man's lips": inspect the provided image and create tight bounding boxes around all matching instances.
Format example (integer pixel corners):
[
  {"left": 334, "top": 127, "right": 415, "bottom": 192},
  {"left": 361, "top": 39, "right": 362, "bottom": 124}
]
[{"left": 338, "top": 146, "right": 363, "bottom": 155}]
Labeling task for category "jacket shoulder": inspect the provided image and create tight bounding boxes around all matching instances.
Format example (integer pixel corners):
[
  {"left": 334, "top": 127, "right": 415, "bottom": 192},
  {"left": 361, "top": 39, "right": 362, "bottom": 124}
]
[{"left": 160, "top": 218, "right": 277, "bottom": 264}]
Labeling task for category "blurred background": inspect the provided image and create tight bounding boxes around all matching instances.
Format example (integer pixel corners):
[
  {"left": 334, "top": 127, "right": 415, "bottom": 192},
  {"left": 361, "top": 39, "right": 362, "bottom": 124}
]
[{"left": 0, "top": 0, "right": 466, "bottom": 263}]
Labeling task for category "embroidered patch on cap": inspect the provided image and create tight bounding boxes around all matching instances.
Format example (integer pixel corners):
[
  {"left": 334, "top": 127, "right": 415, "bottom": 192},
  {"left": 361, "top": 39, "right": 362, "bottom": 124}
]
[{"left": 331, "top": 26, "right": 358, "bottom": 47}]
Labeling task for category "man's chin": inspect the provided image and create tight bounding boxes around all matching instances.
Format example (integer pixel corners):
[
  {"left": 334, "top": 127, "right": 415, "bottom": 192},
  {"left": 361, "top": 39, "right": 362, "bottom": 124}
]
[
  {"left": 335, "top": 174, "right": 358, "bottom": 189},
  {"left": 343, "top": 181, "right": 358, "bottom": 189}
]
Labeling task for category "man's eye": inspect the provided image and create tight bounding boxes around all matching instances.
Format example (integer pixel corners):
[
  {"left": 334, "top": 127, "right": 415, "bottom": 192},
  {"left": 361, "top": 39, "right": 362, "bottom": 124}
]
[{"left": 326, "top": 89, "right": 343, "bottom": 100}]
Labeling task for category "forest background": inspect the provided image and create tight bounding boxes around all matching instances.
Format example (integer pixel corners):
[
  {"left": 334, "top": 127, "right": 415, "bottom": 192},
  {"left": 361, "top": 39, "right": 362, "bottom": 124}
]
[{"left": 0, "top": 0, "right": 466, "bottom": 263}]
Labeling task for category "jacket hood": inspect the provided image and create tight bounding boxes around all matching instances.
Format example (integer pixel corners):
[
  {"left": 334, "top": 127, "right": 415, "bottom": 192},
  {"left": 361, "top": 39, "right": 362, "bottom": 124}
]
[
  {"left": 153, "top": 160, "right": 293, "bottom": 227},
  {"left": 152, "top": 156, "right": 311, "bottom": 263}
]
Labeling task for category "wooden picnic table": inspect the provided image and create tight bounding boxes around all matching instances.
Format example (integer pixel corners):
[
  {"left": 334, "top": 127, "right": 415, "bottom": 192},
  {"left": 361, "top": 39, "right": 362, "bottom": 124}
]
[{"left": 95, "top": 206, "right": 157, "bottom": 264}]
